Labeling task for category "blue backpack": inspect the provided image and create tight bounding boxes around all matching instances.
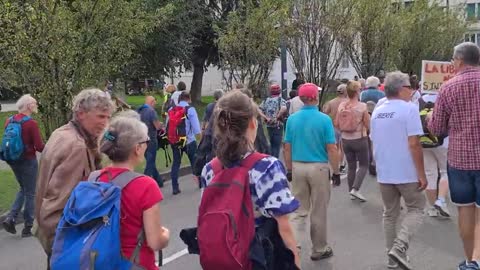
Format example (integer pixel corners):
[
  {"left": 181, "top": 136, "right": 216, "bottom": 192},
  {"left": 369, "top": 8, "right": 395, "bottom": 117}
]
[
  {"left": 50, "top": 170, "right": 146, "bottom": 270},
  {"left": 1, "top": 115, "right": 31, "bottom": 161}
]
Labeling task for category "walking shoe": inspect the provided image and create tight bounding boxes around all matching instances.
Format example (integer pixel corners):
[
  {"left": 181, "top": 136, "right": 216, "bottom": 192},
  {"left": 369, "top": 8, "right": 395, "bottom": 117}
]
[
  {"left": 388, "top": 241, "right": 412, "bottom": 270},
  {"left": 350, "top": 193, "right": 356, "bottom": 200},
  {"left": 2, "top": 219, "right": 16, "bottom": 235},
  {"left": 350, "top": 189, "right": 367, "bottom": 202},
  {"left": 172, "top": 190, "right": 181, "bottom": 195},
  {"left": 458, "top": 260, "right": 468, "bottom": 270},
  {"left": 21, "top": 226, "right": 33, "bottom": 238},
  {"left": 434, "top": 200, "right": 451, "bottom": 218},
  {"left": 340, "top": 165, "right": 347, "bottom": 175},
  {"left": 466, "top": 262, "right": 480, "bottom": 270},
  {"left": 427, "top": 207, "right": 439, "bottom": 217},
  {"left": 310, "top": 246, "right": 333, "bottom": 261},
  {"left": 387, "top": 257, "right": 399, "bottom": 269}
]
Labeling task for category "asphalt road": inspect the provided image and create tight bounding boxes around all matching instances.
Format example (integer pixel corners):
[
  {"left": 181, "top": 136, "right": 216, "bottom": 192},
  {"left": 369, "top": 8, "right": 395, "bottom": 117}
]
[{"left": 0, "top": 174, "right": 464, "bottom": 270}]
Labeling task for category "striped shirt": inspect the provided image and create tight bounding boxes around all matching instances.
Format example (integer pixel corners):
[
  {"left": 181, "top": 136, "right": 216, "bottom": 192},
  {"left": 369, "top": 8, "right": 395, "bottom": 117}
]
[
  {"left": 428, "top": 67, "right": 480, "bottom": 170},
  {"left": 201, "top": 155, "right": 299, "bottom": 225}
]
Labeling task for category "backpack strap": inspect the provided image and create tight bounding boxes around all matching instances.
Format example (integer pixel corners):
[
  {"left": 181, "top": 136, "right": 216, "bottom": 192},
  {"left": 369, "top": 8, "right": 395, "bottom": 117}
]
[
  {"left": 240, "top": 152, "right": 268, "bottom": 169},
  {"left": 130, "top": 229, "right": 145, "bottom": 264},
  {"left": 87, "top": 170, "right": 103, "bottom": 182},
  {"left": 210, "top": 158, "right": 223, "bottom": 175},
  {"left": 111, "top": 170, "right": 143, "bottom": 190}
]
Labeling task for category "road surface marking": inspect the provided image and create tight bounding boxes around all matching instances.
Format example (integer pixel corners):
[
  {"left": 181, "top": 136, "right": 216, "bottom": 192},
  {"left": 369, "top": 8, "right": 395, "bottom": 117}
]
[{"left": 159, "top": 248, "right": 189, "bottom": 266}]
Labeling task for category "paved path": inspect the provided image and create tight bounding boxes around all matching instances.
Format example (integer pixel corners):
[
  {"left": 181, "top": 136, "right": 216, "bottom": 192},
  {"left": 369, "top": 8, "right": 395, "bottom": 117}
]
[{"left": 0, "top": 174, "right": 464, "bottom": 270}]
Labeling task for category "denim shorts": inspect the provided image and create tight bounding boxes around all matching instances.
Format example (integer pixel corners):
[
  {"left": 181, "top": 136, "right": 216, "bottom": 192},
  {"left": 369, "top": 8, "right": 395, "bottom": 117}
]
[{"left": 447, "top": 164, "right": 480, "bottom": 207}]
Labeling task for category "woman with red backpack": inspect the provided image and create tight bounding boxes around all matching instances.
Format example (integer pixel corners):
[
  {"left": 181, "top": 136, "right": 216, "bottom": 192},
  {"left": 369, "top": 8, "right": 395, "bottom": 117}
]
[{"left": 197, "top": 91, "right": 300, "bottom": 270}]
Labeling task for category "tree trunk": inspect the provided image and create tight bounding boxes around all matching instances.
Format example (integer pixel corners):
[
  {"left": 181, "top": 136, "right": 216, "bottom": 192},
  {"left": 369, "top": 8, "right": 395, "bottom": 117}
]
[{"left": 190, "top": 60, "right": 205, "bottom": 104}]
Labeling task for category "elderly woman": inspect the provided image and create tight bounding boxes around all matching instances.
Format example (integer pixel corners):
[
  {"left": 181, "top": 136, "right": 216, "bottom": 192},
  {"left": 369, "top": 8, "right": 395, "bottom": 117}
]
[
  {"left": 95, "top": 113, "right": 169, "bottom": 270},
  {"left": 360, "top": 76, "right": 385, "bottom": 104},
  {"left": 35, "top": 88, "right": 114, "bottom": 269},
  {"left": 2, "top": 94, "right": 44, "bottom": 237}
]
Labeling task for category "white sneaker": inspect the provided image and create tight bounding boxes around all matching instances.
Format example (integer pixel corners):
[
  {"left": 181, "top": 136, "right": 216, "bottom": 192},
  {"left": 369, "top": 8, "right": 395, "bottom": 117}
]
[
  {"left": 434, "top": 200, "right": 451, "bottom": 218},
  {"left": 427, "top": 207, "right": 439, "bottom": 217},
  {"left": 350, "top": 189, "right": 367, "bottom": 202},
  {"left": 350, "top": 193, "right": 356, "bottom": 200}
]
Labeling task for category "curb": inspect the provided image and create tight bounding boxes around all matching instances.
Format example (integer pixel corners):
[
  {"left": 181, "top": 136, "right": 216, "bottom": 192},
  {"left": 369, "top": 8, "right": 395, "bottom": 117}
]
[{"left": 0, "top": 166, "right": 193, "bottom": 231}]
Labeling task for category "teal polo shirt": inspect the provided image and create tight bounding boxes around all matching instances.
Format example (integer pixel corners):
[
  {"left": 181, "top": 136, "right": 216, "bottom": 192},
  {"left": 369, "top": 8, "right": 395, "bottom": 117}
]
[{"left": 284, "top": 105, "right": 336, "bottom": 163}]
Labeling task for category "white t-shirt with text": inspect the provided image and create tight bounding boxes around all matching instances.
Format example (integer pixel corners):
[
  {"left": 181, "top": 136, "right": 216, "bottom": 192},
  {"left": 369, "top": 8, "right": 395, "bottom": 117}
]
[{"left": 370, "top": 99, "right": 423, "bottom": 184}]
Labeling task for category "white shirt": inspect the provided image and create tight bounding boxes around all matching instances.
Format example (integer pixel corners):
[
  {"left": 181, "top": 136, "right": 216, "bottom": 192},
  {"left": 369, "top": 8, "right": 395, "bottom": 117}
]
[
  {"left": 289, "top": 96, "right": 304, "bottom": 115},
  {"left": 370, "top": 99, "right": 423, "bottom": 184},
  {"left": 171, "top": 91, "right": 183, "bottom": 106},
  {"left": 411, "top": 90, "right": 421, "bottom": 105}
]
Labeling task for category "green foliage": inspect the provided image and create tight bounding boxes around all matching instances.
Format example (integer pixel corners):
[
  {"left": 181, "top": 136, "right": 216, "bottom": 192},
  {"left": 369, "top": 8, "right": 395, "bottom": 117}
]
[
  {"left": 0, "top": 0, "right": 159, "bottom": 137},
  {"left": 394, "top": 0, "right": 467, "bottom": 74},
  {"left": 218, "top": 0, "right": 289, "bottom": 96},
  {"left": 339, "top": 0, "right": 466, "bottom": 77}
]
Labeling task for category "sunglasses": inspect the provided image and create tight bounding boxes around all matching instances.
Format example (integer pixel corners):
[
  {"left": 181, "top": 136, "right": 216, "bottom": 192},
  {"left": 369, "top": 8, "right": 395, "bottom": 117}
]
[{"left": 138, "top": 139, "right": 150, "bottom": 145}]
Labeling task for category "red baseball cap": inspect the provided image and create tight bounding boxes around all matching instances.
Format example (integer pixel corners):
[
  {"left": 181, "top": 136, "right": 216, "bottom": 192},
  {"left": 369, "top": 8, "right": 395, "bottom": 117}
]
[{"left": 298, "top": 83, "right": 318, "bottom": 100}]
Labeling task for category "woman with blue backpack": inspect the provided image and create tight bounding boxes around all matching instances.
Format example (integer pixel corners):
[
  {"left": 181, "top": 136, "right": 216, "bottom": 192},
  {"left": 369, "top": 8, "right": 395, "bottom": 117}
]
[{"left": 50, "top": 112, "right": 169, "bottom": 270}]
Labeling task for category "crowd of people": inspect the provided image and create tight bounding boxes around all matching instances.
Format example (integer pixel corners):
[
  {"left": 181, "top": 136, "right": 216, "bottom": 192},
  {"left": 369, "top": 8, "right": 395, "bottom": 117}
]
[{"left": 0, "top": 41, "right": 479, "bottom": 270}]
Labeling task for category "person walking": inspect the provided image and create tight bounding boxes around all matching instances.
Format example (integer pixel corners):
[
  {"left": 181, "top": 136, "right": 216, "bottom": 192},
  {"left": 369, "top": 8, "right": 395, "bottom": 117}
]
[
  {"left": 1, "top": 94, "right": 44, "bottom": 237},
  {"left": 428, "top": 42, "right": 480, "bottom": 270},
  {"left": 169, "top": 91, "right": 201, "bottom": 194},
  {"left": 370, "top": 71, "right": 427, "bottom": 270},
  {"left": 35, "top": 88, "right": 114, "bottom": 269},
  {"left": 99, "top": 114, "right": 170, "bottom": 270},
  {"left": 284, "top": 83, "right": 340, "bottom": 261},
  {"left": 323, "top": 84, "right": 348, "bottom": 173},
  {"left": 260, "top": 84, "right": 286, "bottom": 158},
  {"left": 199, "top": 90, "right": 300, "bottom": 269},
  {"left": 360, "top": 76, "right": 385, "bottom": 104},
  {"left": 418, "top": 94, "right": 450, "bottom": 219},
  {"left": 137, "top": 96, "right": 164, "bottom": 187},
  {"left": 336, "top": 81, "right": 370, "bottom": 202}
]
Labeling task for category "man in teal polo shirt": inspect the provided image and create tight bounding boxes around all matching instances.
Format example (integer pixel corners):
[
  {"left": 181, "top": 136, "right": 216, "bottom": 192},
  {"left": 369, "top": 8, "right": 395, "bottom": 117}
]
[{"left": 284, "top": 82, "right": 340, "bottom": 261}]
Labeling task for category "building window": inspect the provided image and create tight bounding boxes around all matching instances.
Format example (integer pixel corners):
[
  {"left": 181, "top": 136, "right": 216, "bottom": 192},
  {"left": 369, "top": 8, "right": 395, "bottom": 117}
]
[
  {"left": 404, "top": 1, "right": 414, "bottom": 9},
  {"left": 466, "top": 3, "right": 476, "bottom": 20},
  {"left": 341, "top": 56, "right": 349, "bottom": 68},
  {"left": 465, "top": 33, "right": 480, "bottom": 44}
]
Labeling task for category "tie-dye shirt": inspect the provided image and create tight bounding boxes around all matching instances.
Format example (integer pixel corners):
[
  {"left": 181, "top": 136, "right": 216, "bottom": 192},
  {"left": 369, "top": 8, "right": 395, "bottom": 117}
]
[{"left": 200, "top": 155, "right": 299, "bottom": 225}]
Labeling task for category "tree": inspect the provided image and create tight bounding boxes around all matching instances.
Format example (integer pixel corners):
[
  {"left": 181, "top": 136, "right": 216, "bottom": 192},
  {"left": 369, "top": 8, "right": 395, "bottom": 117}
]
[
  {"left": 339, "top": 0, "right": 402, "bottom": 78},
  {"left": 188, "top": 0, "right": 241, "bottom": 104},
  {"left": 217, "top": 0, "right": 289, "bottom": 96},
  {"left": 0, "top": 1, "right": 158, "bottom": 136},
  {"left": 287, "top": 0, "right": 355, "bottom": 103},
  {"left": 123, "top": 0, "right": 206, "bottom": 80},
  {"left": 394, "top": 0, "right": 466, "bottom": 74}
]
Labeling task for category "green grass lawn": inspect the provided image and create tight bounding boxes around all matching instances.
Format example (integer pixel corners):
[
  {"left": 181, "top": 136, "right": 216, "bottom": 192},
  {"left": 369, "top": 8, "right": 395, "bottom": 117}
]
[{"left": 0, "top": 170, "right": 17, "bottom": 214}]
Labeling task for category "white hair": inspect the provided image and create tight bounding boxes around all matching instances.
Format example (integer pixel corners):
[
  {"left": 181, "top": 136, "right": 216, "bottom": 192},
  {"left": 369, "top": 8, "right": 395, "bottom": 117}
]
[
  {"left": 365, "top": 76, "right": 380, "bottom": 89},
  {"left": 454, "top": 42, "right": 480, "bottom": 66},
  {"left": 385, "top": 71, "right": 410, "bottom": 98},
  {"left": 72, "top": 88, "right": 115, "bottom": 120},
  {"left": 16, "top": 94, "right": 36, "bottom": 113},
  {"left": 114, "top": 110, "right": 141, "bottom": 120}
]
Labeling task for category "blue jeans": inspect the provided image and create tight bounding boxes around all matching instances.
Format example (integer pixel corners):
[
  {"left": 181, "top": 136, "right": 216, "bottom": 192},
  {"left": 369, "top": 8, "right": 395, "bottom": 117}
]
[
  {"left": 267, "top": 126, "right": 283, "bottom": 158},
  {"left": 171, "top": 141, "right": 197, "bottom": 192},
  {"left": 447, "top": 164, "right": 480, "bottom": 207},
  {"left": 144, "top": 139, "right": 163, "bottom": 187},
  {"left": 7, "top": 158, "right": 38, "bottom": 226}
]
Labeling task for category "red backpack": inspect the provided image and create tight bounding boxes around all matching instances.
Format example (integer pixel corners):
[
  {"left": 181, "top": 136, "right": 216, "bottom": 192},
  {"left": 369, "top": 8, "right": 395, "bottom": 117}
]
[
  {"left": 197, "top": 152, "right": 267, "bottom": 270},
  {"left": 167, "top": 106, "right": 190, "bottom": 147}
]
